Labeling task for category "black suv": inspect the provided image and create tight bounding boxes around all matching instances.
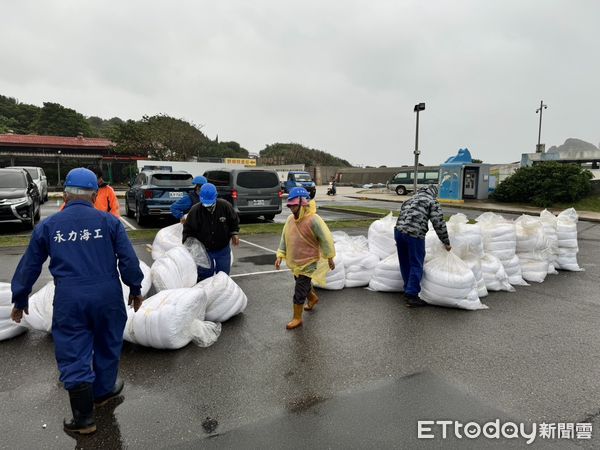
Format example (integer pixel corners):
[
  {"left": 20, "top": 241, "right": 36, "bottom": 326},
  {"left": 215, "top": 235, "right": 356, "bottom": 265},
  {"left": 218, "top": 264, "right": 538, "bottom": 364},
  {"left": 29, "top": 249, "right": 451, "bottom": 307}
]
[
  {"left": 0, "top": 168, "right": 41, "bottom": 229},
  {"left": 203, "top": 168, "right": 282, "bottom": 220},
  {"left": 125, "top": 170, "right": 193, "bottom": 225}
]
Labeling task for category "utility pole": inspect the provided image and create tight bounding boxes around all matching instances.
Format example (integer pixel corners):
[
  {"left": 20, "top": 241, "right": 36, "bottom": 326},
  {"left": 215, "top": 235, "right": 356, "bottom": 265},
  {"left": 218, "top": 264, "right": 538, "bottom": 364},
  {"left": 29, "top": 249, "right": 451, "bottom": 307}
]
[
  {"left": 536, "top": 100, "right": 548, "bottom": 153},
  {"left": 413, "top": 103, "right": 426, "bottom": 193}
]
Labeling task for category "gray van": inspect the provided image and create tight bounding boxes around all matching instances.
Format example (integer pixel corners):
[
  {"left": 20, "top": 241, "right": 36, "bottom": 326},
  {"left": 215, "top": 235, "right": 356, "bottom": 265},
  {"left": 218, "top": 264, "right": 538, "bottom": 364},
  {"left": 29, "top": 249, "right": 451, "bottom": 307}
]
[{"left": 203, "top": 168, "right": 282, "bottom": 220}]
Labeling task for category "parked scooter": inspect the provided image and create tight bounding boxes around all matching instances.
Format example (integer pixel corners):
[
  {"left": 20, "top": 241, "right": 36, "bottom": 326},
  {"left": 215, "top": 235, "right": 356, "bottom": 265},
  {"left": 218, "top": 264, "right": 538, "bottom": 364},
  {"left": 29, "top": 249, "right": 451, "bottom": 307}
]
[{"left": 326, "top": 181, "right": 337, "bottom": 196}]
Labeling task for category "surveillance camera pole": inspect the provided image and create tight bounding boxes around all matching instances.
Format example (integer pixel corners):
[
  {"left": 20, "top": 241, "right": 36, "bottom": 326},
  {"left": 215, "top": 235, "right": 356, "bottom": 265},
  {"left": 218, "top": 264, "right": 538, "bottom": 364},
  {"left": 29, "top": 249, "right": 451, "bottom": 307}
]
[{"left": 413, "top": 103, "right": 425, "bottom": 194}]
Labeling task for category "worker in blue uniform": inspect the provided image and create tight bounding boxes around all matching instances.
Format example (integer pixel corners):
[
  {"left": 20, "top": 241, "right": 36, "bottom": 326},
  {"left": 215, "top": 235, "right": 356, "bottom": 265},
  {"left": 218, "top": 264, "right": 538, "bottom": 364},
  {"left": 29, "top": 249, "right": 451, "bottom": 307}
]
[
  {"left": 10, "top": 167, "right": 144, "bottom": 435},
  {"left": 170, "top": 175, "right": 207, "bottom": 222}
]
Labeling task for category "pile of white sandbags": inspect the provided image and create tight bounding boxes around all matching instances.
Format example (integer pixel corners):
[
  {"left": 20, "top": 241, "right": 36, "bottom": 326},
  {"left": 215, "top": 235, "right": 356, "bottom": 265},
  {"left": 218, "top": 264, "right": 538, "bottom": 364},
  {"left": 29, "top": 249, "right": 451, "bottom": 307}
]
[
  {"left": 480, "top": 254, "right": 514, "bottom": 292},
  {"left": 540, "top": 210, "right": 559, "bottom": 274},
  {"left": 420, "top": 251, "right": 488, "bottom": 310},
  {"left": 446, "top": 214, "right": 488, "bottom": 298},
  {"left": 368, "top": 213, "right": 397, "bottom": 259},
  {"left": 477, "top": 212, "right": 528, "bottom": 286},
  {"left": 333, "top": 232, "right": 379, "bottom": 288},
  {"left": 0, "top": 283, "right": 27, "bottom": 341},
  {"left": 368, "top": 253, "right": 404, "bottom": 292},
  {"left": 124, "top": 287, "right": 220, "bottom": 349},
  {"left": 555, "top": 208, "right": 583, "bottom": 271},
  {"left": 196, "top": 272, "right": 248, "bottom": 322},
  {"left": 515, "top": 215, "right": 550, "bottom": 283},
  {"left": 151, "top": 247, "right": 197, "bottom": 291}
]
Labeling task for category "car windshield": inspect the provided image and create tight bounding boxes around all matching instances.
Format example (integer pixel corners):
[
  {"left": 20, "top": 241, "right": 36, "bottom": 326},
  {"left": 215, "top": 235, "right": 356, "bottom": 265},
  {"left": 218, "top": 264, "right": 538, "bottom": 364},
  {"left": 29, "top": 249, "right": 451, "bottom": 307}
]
[
  {"left": 150, "top": 174, "right": 193, "bottom": 187},
  {"left": 237, "top": 171, "right": 279, "bottom": 189},
  {"left": 0, "top": 172, "right": 26, "bottom": 188},
  {"left": 14, "top": 168, "right": 38, "bottom": 179},
  {"left": 293, "top": 173, "right": 312, "bottom": 182}
]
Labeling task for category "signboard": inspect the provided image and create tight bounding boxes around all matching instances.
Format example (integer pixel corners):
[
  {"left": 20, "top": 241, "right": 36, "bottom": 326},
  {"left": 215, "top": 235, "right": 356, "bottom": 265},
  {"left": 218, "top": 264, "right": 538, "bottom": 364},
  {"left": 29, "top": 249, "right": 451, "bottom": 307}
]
[{"left": 224, "top": 158, "right": 257, "bottom": 167}]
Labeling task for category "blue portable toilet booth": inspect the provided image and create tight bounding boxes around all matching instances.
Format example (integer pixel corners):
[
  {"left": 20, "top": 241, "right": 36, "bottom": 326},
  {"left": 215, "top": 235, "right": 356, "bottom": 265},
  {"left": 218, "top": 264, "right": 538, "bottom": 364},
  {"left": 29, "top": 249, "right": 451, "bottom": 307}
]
[{"left": 438, "top": 148, "right": 490, "bottom": 203}]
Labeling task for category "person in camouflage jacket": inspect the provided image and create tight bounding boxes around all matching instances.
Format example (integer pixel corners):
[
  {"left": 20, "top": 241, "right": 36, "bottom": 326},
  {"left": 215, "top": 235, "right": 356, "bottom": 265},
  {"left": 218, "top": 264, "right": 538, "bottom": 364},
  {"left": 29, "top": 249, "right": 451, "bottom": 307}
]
[{"left": 395, "top": 184, "right": 451, "bottom": 306}]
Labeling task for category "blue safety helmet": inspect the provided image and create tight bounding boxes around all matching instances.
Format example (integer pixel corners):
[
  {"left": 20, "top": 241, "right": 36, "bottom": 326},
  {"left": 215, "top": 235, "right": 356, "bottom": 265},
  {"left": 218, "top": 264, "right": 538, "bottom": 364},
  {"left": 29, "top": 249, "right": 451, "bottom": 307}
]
[
  {"left": 192, "top": 175, "right": 207, "bottom": 186},
  {"left": 288, "top": 187, "right": 310, "bottom": 201},
  {"left": 200, "top": 183, "right": 218, "bottom": 206},
  {"left": 64, "top": 168, "right": 98, "bottom": 191}
]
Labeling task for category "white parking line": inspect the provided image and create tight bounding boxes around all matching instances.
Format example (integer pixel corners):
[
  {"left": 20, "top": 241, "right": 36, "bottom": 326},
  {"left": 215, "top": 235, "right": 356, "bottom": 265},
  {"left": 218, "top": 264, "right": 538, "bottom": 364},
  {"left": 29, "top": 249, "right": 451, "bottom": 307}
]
[
  {"left": 121, "top": 217, "right": 137, "bottom": 230},
  {"left": 231, "top": 268, "right": 290, "bottom": 278},
  {"left": 239, "top": 238, "right": 277, "bottom": 254}
]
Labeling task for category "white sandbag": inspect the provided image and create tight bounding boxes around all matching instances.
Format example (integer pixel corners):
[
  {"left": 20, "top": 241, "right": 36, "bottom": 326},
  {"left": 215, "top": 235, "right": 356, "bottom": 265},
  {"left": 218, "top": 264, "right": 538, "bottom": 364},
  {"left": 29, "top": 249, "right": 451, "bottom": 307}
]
[
  {"left": 446, "top": 214, "right": 485, "bottom": 259},
  {"left": 314, "top": 254, "right": 345, "bottom": 290},
  {"left": 420, "top": 251, "right": 487, "bottom": 310},
  {"left": 197, "top": 272, "right": 248, "bottom": 322},
  {"left": 464, "top": 257, "right": 488, "bottom": 298},
  {"left": 368, "top": 212, "right": 397, "bottom": 259},
  {"left": 477, "top": 212, "right": 527, "bottom": 286},
  {"left": 20, "top": 281, "right": 54, "bottom": 332},
  {"left": 189, "top": 320, "right": 222, "bottom": 347},
  {"left": 125, "top": 288, "right": 208, "bottom": 349},
  {"left": 121, "top": 260, "right": 153, "bottom": 300},
  {"left": 0, "top": 283, "right": 27, "bottom": 341},
  {"left": 151, "top": 246, "right": 197, "bottom": 292},
  {"left": 344, "top": 251, "right": 379, "bottom": 288},
  {"left": 480, "top": 254, "right": 515, "bottom": 292},
  {"left": 151, "top": 223, "right": 184, "bottom": 260},
  {"left": 540, "top": 210, "right": 559, "bottom": 274},
  {"left": 515, "top": 215, "right": 549, "bottom": 283},
  {"left": 555, "top": 208, "right": 583, "bottom": 271},
  {"left": 368, "top": 253, "right": 404, "bottom": 292}
]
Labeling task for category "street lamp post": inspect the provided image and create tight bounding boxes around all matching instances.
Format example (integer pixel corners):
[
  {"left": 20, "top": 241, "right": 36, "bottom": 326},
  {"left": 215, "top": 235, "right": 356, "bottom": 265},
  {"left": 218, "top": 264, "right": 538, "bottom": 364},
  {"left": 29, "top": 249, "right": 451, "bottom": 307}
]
[
  {"left": 57, "top": 150, "right": 62, "bottom": 186},
  {"left": 413, "top": 102, "right": 426, "bottom": 194},
  {"left": 536, "top": 100, "right": 548, "bottom": 153}
]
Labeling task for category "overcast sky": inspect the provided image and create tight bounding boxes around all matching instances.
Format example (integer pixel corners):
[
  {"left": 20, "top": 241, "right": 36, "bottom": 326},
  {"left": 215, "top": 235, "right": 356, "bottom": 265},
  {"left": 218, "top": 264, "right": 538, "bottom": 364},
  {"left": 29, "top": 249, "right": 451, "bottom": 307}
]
[{"left": 1, "top": 0, "right": 599, "bottom": 166}]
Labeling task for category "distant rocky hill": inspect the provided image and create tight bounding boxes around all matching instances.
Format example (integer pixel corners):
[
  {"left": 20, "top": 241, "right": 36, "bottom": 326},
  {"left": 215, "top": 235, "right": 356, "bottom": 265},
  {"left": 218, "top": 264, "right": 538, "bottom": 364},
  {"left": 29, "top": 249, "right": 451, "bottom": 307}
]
[{"left": 547, "top": 138, "right": 599, "bottom": 154}]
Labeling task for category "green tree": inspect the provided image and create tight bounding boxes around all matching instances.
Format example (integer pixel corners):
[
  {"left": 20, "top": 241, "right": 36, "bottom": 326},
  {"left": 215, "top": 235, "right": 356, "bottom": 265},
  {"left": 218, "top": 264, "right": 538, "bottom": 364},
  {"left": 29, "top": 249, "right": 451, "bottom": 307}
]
[
  {"left": 114, "top": 114, "right": 211, "bottom": 160},
  {"left": 33, "top": 102, "right": 94, "bottom": 136},
  {"left": 491, "top": 162, "right": 593, "bottom": 207},
  {"left": 260, "top": 143, "right": 352, "bottom": 166}
]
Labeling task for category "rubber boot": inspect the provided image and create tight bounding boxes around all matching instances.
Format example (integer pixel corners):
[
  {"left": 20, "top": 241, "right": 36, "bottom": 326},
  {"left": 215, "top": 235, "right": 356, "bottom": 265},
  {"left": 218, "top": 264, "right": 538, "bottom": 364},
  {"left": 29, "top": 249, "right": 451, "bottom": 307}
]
[
  {"left": 304, "top": 289, "right": 319, "bottom": 311},
  {"left": 64, "top": 383, "right": 96, "bottom": 435},
  {"left": 286, "top": 304, "right": 304, "bottom": 330},
  {"left": 404, "top": 293, "right": 428, "bottom": 307},
  {"left": 94, "top": 376, "right": 124, "bottom": 406}
]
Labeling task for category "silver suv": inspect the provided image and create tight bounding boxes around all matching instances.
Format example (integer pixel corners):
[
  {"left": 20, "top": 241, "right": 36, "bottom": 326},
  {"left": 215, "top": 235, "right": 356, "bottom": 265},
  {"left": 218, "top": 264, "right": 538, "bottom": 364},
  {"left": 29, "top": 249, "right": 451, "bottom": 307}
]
[{"left": 8, "top": 166, "right": 48, "bottom": 203}]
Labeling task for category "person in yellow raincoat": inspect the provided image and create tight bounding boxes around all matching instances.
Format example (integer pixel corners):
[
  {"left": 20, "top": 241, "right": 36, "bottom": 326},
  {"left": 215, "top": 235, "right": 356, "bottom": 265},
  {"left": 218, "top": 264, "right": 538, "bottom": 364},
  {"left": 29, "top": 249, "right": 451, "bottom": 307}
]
[{"left": 275, "top": 187, "right": 335, "bottom": 330}]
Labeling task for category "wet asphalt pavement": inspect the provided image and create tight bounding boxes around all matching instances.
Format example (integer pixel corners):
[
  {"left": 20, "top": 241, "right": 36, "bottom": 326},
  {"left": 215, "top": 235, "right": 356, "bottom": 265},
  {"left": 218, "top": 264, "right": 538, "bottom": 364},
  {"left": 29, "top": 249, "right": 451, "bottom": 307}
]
[{"left": 0, "top": 217, "right": 599, "bottom": 448}]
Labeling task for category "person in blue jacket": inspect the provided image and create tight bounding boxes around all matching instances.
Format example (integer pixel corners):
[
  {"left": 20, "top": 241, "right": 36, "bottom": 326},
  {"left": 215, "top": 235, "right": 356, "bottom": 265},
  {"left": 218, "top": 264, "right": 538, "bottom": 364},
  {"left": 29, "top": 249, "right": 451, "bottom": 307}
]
[
  {"left": 10, "top": 167, "right": 144, "bottom": 435},
  {"left": 170, "top": 175, "right": 207, "bottom": 222}
]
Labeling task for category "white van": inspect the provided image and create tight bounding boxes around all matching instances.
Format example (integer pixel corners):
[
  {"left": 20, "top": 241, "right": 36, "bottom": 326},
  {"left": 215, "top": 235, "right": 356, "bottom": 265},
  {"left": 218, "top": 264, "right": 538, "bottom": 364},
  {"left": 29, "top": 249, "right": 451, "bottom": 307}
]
[{"left": 8, "top": 166, "right": 48, "bottom": 202}]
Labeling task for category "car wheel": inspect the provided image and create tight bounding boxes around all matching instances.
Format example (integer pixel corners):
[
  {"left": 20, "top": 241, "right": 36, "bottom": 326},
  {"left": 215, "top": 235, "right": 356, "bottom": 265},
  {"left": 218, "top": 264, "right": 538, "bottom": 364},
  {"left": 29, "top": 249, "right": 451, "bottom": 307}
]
[
  {"left": 34, "top": 203, "right": 41, "bottom": 221},
  {"left": 125, "top": 200, "right": 134, "bottom": 218},
  {"left": 309, "top": 190, "right": 316, "bottom": 199},
  {"left": 264, "top": 214, "right": 275, "bottom": 221},
  {"left": 135, "top": 203, "right": 147, "bottom": 226},
  {"left": 24, "top": 207, "right": 36, "bottom": 230},
  {"left": 396, "top": 186, "right": 407, "bottom": 196},
  {"left": 44, "top": 192, "right": 48, "bottom": 203}
]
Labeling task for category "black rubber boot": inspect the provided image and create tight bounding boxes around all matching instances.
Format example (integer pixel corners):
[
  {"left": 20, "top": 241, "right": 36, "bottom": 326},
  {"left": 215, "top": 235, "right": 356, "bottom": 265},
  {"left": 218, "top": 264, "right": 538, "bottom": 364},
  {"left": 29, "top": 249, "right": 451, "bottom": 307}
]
[
  {"left": 94, "top": 377, "right": 124, "bottom": 406},
  {"left": 404, "top": 294, "right": 428, "bottom": 308},
  {"left": 64, "top": 383, "right": 96, "bottom": 435}
]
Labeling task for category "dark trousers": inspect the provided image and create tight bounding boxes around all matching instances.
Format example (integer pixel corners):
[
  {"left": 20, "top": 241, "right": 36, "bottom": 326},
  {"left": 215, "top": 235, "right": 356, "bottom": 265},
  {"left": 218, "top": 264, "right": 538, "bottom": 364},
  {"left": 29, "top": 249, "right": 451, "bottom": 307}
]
[
  {"left": 52, "top": 279, "right": 126, "bottom": 397},
  {"left": 394, "top": 229, "right": 426, "bottom": 297},
  {"left": 293, "top": 275, "right": 312, "bottom": 305},
  {"left": 197, "top": 245, "right": 232, "bottom": 282}
]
